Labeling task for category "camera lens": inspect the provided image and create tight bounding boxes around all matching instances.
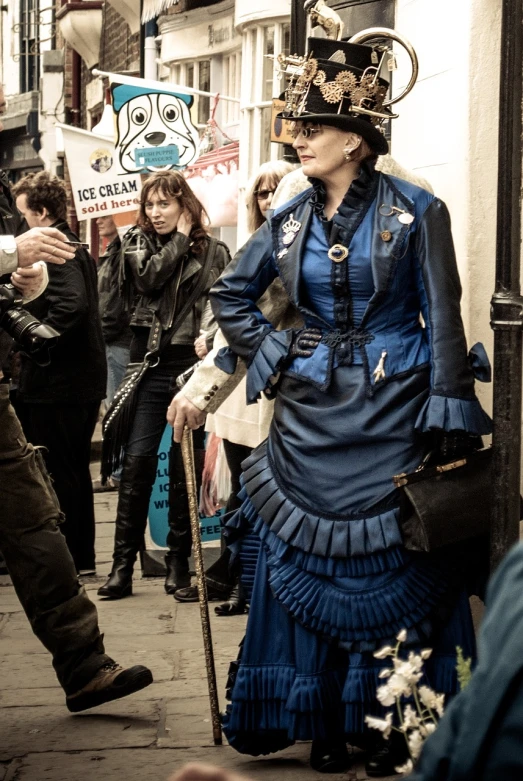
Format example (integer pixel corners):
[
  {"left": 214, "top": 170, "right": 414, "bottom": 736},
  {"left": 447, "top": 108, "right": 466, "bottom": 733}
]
[{"left": 1, "top": 309, "right": 59, "bottom": 355}]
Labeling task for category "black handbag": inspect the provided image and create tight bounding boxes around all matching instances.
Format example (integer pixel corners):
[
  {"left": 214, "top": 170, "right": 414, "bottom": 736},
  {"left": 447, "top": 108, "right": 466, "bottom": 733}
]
[
  {"left": 393, "top": 447, "right": 493, "bottom": 552},
  {"left": 100, "top": 237, "right": 218, "bottom": 480}
]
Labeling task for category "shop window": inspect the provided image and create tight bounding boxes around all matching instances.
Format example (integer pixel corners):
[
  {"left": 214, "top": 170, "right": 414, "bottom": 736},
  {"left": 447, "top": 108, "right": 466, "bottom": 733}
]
[
  {"left": 19, "top": 0, "right": 40, "bottom": 94},
  {"left": 170, "top": 59, "right": 212, "bottom": 129},
  {"left": 223, "top": 51, "right": 241, "bottom": 129},
  {"left": 241, "top": 21, "right": 290, "bottom": 179}
]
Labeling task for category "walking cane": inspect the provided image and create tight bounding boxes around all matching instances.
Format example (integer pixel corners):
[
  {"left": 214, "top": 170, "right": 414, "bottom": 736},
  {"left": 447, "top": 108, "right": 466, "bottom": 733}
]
[{"left": 181, "top": 426, "right": 222, "bottom": 745}]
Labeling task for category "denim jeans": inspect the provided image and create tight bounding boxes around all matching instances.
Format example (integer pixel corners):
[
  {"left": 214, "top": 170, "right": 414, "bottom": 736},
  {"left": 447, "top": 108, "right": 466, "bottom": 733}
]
[
  {"left": 106, "top": 343, "right": 130, "bottom": 404},
  {"left": 106, "top": 343, "right": 130, "bottom": 480},
  {"left": 0, "top": 384, "right": 112, "bottom": 694}
]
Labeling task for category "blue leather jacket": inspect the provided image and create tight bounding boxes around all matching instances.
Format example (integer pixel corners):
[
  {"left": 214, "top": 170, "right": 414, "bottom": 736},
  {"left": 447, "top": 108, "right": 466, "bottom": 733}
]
[{"left": 210, "top": 169, "right": 491, "bottom": 435}]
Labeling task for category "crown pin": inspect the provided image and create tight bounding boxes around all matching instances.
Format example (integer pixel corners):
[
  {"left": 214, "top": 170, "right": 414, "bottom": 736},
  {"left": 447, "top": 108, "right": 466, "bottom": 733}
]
[{"left": 282, "top": 214, "right": 302, "bottom": 247}]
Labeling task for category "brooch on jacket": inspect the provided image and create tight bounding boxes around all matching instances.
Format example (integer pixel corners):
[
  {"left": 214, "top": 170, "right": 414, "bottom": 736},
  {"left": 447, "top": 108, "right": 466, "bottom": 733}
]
[{"left": 278, "top": 214, "right": 302, "bottom": 259}]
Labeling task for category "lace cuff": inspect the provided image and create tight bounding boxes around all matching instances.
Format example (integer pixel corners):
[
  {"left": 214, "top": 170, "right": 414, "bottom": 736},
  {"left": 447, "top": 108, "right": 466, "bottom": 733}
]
[
  {"left": 415, "top": 393, "right": 492, "bottom": 434},
  {"left": 245, "top": 329, "right": 293, "bottom": 403}
]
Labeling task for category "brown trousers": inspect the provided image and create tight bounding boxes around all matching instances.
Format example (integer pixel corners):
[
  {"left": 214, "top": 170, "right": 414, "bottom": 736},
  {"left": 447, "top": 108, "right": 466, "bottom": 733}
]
[{"left": 0, "top": 384, "right": 112, "bottom": 695}]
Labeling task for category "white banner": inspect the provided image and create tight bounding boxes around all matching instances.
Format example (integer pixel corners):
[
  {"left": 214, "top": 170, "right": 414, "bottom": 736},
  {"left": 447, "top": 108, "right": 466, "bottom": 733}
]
[{"left": 58, "top": 124, "right": 142, "bottom": 220}]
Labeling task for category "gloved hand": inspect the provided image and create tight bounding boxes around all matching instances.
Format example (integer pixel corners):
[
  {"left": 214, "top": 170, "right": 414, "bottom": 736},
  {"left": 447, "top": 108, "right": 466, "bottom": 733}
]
[
  {"left": 289, "top": 327, "right": 322, "bottom": 359},
  {"left": 436, "top": 430, "right": 483, "bottom": 462}
]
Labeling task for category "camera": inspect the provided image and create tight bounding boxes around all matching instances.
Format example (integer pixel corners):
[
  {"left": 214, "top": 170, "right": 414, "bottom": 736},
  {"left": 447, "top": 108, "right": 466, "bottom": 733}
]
[{"left": 0, "top": 284, "right": 59, "bottom": 365}]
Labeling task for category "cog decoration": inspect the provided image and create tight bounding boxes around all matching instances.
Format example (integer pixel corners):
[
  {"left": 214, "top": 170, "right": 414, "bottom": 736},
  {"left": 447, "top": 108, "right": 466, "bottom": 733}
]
[
  {"left": 319, "top": 81, "right": 345, "bottom": 104},
  {"left": 283, "top": 53, "right": 388, "bottom": 121}
]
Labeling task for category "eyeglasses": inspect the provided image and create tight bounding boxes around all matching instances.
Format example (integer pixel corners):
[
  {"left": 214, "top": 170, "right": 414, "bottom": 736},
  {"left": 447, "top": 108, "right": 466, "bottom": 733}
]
[
  {"left": 255, "top": 189, "right": 275, "bottom": 201},
  {"left": 289, "top": 124, "right": 322, "bottom": 140}
]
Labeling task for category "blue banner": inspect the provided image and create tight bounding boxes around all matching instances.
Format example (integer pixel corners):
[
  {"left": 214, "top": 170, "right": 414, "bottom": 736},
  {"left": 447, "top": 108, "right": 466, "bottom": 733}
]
[{"left": 148, "top": 425, "right": 222, "bottom": 547}]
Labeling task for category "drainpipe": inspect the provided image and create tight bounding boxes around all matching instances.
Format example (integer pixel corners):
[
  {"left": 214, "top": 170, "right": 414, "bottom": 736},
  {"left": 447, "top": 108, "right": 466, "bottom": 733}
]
[
  {"left": 489, "top": 0, "right": 523, "bottom": 570},
  {"left": 290, "top": 0, "right": 307, "bottom": 55},
  {"left": 143, "top": 19, "right": 158, "bottom": 80},
  {"left": 69, "top": 48, "right": 81, "bottom": 234}
]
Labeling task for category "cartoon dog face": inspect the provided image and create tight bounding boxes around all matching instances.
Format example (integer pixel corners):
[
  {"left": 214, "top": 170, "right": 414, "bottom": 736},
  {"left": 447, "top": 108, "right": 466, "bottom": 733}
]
[{"left": 116, "top": 92, "right": 199, "bottom": 173}]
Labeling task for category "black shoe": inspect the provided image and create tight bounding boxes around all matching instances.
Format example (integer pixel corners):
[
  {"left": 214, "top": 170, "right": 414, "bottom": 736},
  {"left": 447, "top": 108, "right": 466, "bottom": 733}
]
[
  {"left": 365, "top": 737, "right": 408, "bottom": 777},
  {"left": 214, "top": 583, "right": 248, "bottom": 616},
  {"left": 309, "top": 739, "right": 351, "bottom": 773},
  {"left": 173, "top": 584, "right": 228, "bottom": 603},
  {"left": 66, "top": 662, "right": 153, "bottom": 713},
  {"left": 97, "top": 563, "right": 133, "bottom": 599}
]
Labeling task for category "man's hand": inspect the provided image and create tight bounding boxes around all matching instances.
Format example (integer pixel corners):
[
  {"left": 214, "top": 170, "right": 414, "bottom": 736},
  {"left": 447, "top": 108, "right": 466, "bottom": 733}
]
[
  {"left": 15, "top": 227, "right": 76, "bottom": 267},
  {"left": 167, "top": 394, "right": 205, "bottom": 443},
  {"left": 11, "top": 262, "right": 48, "bottom": 301}
]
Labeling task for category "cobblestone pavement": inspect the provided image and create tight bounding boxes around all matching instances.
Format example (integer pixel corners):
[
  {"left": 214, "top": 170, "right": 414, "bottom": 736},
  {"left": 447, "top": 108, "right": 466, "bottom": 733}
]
[{"left": 0, "top": 486, "right": 399, "bottom": 781}]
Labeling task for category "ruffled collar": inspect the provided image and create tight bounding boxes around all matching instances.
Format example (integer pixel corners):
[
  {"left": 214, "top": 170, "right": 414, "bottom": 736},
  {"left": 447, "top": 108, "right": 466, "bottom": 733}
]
[{"left": 309, "top": 158, "right": 378, "bottom": 223}]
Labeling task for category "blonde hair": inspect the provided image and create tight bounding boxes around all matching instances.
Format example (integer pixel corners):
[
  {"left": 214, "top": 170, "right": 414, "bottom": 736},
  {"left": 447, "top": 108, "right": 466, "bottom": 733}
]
[{"left": 245, "top": 160, "right": 295, "bottom": 233}]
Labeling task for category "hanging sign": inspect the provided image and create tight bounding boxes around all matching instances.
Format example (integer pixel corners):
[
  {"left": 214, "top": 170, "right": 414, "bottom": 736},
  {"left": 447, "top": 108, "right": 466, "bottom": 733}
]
[
  {"left": 58, "top": 124, "right": 142, "bottom": 220},
  {"left": 110, "top": 78, "right": 200, "bottom": 174}
]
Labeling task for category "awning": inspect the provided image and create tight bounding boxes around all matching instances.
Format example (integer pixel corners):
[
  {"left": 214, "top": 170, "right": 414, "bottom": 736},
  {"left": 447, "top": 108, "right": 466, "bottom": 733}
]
[{"left": 142, "top": 0, "right": 179, "bottom": 23}]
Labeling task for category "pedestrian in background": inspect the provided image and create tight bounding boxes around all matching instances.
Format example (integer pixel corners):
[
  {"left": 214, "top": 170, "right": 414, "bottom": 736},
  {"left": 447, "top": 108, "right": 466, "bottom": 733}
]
[
  {"left": 13, "top": 171, "right": 106, "bottom": 576},
  {"left": 171, "top": 159, "right": 295, "bottom": 615},
  {"left": 92, "top": 214, "right": 132, "bottom": 493},
  {"left": 98, "top": 171, "right": 230, "bottom": 600}
]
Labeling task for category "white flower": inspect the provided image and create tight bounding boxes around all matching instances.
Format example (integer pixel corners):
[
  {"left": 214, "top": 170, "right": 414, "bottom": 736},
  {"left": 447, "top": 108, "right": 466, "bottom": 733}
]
[
  {"left": 376, "top": 683, "right": 396, "bottom": 707},
  {"left": 377, "top": 672, "right": 413, "bottom": 705},
  {"left": 378, "top": 668, "right": 392, "bottom": 679},
  {"left": 408, "top": 728, "right": 424, "bottom": 759},
  {"left": 401, "top": 704, "right": 421, "bottom": 730},
  {"left": 396, "top": 629, "right": 408, "bottom": 643},
  {"left": 364, "top": 712, "right": 393, "bottom": 739},
  {"left": 393, "top": 657, "right": 424, "bottom": 686},
  {"left": 395, "top": 759, "right": 414, "bottom": 775},
  {"left": 420, "top": 720, "right": 437, "bottom": 737},
  {"left": 421, "top": 648, "right": 433, "bottom": 660},
  {"left": 418, "top": 685, "right": 446, "bottom": 717},
  {"left": 373, "top": 645, "right": 394, "bottom": 660}
]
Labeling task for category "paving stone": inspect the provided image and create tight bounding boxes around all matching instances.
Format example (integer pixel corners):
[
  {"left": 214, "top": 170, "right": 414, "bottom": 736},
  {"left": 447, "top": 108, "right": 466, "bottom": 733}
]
[
  {"left": 0, "top": 701, "right": 159, "bottom": 761},
  {"left": 9, "top": 745, "right": 382, "bottom": 781}
]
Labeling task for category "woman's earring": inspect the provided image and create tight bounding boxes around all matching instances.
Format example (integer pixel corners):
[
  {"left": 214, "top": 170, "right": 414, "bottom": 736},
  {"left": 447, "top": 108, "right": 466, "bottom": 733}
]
[{"left": 343, "top": 147, "right": 354, "bottom": 161}]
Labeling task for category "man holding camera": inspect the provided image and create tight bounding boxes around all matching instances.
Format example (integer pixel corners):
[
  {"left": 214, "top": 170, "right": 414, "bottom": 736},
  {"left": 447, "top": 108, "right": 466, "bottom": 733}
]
[{"left": 0, "top": 84, "right": 153, "bottom": 711}]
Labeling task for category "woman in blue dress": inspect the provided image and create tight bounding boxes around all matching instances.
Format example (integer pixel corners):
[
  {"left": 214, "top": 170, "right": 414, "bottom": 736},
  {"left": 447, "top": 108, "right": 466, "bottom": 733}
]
[{"left": 209, "top": 37, "right": 492, "bottom": 776}]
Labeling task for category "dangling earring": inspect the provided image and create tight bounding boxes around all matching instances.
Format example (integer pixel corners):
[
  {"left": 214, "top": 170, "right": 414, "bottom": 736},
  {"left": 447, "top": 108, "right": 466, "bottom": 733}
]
[{"left": 343, "top": 147, "right": 354, "bottom": 161}]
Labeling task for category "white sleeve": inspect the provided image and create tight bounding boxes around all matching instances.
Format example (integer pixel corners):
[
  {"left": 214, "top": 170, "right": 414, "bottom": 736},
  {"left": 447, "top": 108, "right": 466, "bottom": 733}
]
[{"left": 0, "top": 236, "right": 18, "bottom": 275}]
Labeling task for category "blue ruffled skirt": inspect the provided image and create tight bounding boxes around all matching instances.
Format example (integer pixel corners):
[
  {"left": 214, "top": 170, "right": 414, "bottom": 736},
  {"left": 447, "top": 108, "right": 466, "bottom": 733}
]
[{"left": 223, "top": 366, "right": 476, "bottom": 755}]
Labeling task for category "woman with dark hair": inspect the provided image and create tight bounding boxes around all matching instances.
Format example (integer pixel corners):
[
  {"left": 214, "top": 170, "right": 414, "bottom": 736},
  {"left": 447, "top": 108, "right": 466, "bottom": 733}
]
[
  {"left": 209, "top": 38, "right": 492, "bottom": 776},
  {"left": 98, "top": 171, "right": 230, "bottom": 600}
]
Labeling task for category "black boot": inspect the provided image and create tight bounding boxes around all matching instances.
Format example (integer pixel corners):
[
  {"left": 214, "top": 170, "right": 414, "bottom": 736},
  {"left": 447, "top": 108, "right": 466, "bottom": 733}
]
[
  {"left": 164, "top": 440, "right": 205, "bottom": 594},
  {"left": 309, "top": 738, "right": 351, "bottom": 773},
  {"left": 164, "top": 551, "right": 191, "bottom": 595},
  {"left": 365, "top": 733, "right": 409, "bottom": 777},
  {"left": 214, "top": 580, "right": 248, "bottom": 616},
  {"left": 98, "top": 454, "right": 158, "bottom": 599}
]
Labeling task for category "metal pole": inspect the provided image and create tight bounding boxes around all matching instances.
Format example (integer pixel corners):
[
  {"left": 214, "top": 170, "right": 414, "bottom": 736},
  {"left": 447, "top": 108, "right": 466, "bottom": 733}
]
[
  {"left": 490, "top": 0, "right": 523, "bottom": 570},
  {"left": 180, "top": 427, "right": 222, "bottom": 745}
]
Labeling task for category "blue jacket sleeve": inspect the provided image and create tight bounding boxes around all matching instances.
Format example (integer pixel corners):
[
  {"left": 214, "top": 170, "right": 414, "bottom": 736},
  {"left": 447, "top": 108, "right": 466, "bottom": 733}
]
[
  {"left": 413, "top": 199, "right": 492, "bottom": 435},
  {"left": 209, "top": 222, "right": 292, "bottom": 403}
]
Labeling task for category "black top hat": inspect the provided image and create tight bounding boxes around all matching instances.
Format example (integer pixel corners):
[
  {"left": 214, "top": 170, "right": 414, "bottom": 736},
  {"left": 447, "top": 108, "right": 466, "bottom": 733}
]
[{"left": 278, "top": 37, "right": 393, "bottom": 154}]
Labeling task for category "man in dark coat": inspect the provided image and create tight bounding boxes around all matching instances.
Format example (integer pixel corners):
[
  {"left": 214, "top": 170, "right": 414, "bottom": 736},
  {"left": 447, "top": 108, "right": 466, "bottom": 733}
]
[
  {"left": 0, "top": 83, "right": 152, "bottom": 709},
  {"left": 13, "top": 171, "right": 106, "bottom": 574}
]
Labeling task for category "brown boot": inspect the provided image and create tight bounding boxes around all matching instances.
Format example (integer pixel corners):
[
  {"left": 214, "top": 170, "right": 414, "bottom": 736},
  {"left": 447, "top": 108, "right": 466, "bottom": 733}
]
[{"left": 66, "top": 662, "right": 153, "bottom": 713}]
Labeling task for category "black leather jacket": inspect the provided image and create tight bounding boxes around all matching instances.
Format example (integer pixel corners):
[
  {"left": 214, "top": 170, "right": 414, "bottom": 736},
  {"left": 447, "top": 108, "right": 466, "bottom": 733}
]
[{"left": 121, "top": 226, "right": 230, "bottom": 345}]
